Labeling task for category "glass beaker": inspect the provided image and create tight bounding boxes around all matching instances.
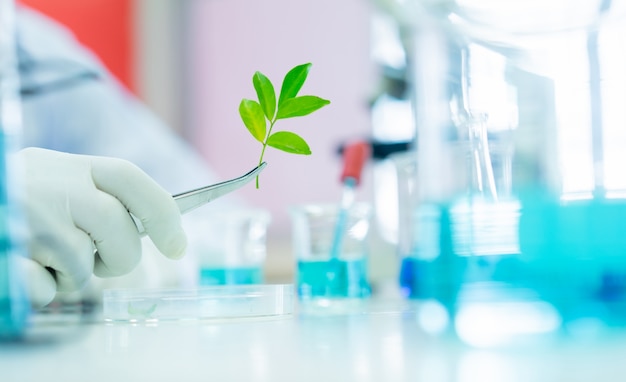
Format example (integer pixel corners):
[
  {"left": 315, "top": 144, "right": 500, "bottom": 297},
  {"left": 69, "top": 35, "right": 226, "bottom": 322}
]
[
  {"left": 398, "top": 0, "right": 626, "bottom": 344},
  {"left": 290, "top": 202, "right": 372, "bottom": 303},
  {"left": 191, "top": 208, "right": 271, "bottom": 286}
]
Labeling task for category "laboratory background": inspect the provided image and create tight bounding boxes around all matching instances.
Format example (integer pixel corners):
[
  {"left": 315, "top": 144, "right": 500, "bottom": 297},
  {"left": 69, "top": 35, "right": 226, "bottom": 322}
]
[
  {"left": 15, "top": 0, "right": 390, "bottom": 282},
  {"left": 5, "top": 0, "right": 626, "bottom": 381}
]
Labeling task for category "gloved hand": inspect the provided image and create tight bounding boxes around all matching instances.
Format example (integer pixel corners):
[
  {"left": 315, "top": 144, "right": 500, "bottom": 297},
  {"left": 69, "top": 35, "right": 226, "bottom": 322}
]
[{"left": 12, "top": 147, "right": 188, "bottom": 307}]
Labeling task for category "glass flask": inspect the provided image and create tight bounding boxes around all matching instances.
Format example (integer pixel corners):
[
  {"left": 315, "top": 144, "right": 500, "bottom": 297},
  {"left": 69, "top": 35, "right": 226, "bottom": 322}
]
[{"left": 396, "top": 0, "right": 626, "bottom": 345}]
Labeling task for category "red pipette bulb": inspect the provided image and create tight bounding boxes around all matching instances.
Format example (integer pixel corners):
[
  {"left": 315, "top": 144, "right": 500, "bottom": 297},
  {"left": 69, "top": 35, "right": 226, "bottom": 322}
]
[{"left": 340, "top": 140, "right": 371, "bottom": 186}]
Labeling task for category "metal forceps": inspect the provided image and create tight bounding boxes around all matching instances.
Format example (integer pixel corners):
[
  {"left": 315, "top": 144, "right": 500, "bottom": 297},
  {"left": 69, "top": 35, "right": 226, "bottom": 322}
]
[{"left": 133, "top": 162, "right": 267, "bottom": 236}]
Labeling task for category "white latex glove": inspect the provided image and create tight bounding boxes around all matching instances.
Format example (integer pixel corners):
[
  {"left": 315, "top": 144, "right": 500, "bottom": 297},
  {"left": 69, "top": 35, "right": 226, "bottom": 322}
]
[{"left": 13, "top": 147, "right": 188, "bottom": 307}]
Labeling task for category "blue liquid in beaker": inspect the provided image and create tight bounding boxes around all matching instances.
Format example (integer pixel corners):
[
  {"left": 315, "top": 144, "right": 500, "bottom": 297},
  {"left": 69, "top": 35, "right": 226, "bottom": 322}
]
[
  {"left": 518, "top": 196, "right": 626, "bottom": 325},
  {"left": 199, "top": 266, "right": 263, "bottom": 286},
  {"left": 399, "top": 257, "right": 421, "bottom": 298},
  {"left": 407, "top": 194, "right": 626, "bottom": 330},
  {"left": 297, "top": 258, "right": 370, "bottom": 299}
]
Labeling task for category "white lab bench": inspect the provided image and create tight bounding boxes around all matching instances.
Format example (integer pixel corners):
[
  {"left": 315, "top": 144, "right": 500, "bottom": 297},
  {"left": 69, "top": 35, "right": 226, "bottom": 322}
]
[{"left": 2, "top": 294, "right": 626, "bottom": 382}]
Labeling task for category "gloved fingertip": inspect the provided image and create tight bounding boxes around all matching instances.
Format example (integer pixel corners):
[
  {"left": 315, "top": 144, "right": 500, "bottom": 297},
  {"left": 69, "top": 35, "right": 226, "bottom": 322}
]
[
  {"left": 17, "top": 258, "right": 57, "bottom": 308},
  {"left": 163, "top": 229, "right": 188, "bottom": 260},
  {"left": 30, "top": 276, "right": 57, "bottom": 308}
]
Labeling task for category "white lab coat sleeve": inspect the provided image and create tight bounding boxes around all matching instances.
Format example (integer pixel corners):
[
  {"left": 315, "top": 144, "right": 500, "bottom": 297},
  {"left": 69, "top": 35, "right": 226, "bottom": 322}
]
[{"left": 16, "top": 6, "right": 225, "bottom": 196}]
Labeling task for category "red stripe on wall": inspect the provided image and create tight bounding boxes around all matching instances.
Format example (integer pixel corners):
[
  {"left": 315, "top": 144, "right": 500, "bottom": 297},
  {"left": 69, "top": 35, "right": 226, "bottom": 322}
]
[{"left": 18, "top": 0, "right": 136, "bottom": 93}]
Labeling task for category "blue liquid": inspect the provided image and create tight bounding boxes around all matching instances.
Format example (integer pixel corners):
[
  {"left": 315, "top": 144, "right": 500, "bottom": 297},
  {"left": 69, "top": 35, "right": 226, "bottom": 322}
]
[
  {"left": 0, "top": 143, "right": 30, "bottom": 339},
  {"left": 399, "top": 257, "right": 421, "bottom": 298},
  {"left": 519, "top": 196, "right": 626, "bottom": 324},
  {"left": 404, "top": 195, "right": 626, "bottom": 327},
  {"left": 297, "top": 258, "right": 370, "bottom": 299},
  {"left": 199, "top": 267, "right": 263, "bottom": 286},
  {"left": 0, "top": 252, "right": 30, "bottom": 339}
]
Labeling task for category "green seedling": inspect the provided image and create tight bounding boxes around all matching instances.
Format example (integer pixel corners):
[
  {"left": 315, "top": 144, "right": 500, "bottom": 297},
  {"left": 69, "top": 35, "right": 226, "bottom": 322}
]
[
  {"left": 127, "top": 303, "right": 157, "bottom": 317},
  {"left": 239, "top": 63, "right": 331, "bottom": 188}
]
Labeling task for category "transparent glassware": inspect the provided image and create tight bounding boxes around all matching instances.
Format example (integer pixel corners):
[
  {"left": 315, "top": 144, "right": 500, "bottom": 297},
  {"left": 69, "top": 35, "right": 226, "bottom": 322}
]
[
  {"left": 290, "top": 203, "right": 372, "bottom": 303},
  {"left": 390, "top": 0, "right": 626, "bottom": 345},
  {"left": 191, "top": 208, "right": 271, "bottom": 286},
  {"left": 0, "top": 0, "right": 30, "bottom": 339}
]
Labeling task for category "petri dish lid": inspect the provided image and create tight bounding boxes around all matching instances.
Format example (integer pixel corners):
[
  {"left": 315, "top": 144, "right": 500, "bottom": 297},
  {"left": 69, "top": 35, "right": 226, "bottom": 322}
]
[{"left": 102, "top": 284, "right": 294, "bottom": 322}]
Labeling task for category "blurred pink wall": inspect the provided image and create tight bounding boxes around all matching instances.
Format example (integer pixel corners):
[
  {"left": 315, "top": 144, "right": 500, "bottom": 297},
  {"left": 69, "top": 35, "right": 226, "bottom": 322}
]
[{"left": 186, "top": 0, "right": 376, "bottom": 239}]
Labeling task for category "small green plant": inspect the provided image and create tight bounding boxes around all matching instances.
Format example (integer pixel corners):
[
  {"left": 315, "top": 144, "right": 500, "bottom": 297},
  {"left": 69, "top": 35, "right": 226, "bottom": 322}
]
[
  {"left": 127, "top": 303, "right": 157, "bottom": 317},
  {"left": 239, "top": 63, "right": 330, "bottom": 188}
]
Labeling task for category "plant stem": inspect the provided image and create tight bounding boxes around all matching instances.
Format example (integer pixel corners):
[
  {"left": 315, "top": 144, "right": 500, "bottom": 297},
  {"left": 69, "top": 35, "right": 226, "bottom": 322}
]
[{"left": 256, "top": 118, "right": 277, "bottom": 188}]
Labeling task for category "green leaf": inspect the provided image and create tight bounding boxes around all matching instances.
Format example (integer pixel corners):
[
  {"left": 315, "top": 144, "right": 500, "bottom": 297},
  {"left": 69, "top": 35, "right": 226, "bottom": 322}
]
[
  {"left": 278, "top": 63, "right": 311, "bottom": 107},
  {"left": 253, "top": 71, "right": 276, "bottom": 120},
  {"left": 239, "top": 99, "right": 267, "bottom": 142},
  {"left": 276, "top": 95, "right": 331, "bottom": 119},
  {"left": 267, "top": 131, "right": 312, "bottom": 155}
]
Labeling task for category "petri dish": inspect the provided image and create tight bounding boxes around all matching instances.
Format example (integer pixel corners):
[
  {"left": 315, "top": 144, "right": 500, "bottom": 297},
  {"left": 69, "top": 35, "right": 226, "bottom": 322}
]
[{"left": 102, "top": 284, "right": 294, "bottom": 322}]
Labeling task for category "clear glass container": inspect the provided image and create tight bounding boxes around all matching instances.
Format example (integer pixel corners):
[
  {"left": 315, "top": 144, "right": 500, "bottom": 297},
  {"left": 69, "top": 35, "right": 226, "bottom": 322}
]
[
  {"left": 189, "top": 208, "right": 271, "bottom": 286},
  {"left": 0, "top": 0, "right": 30, "bottom": 339},
  {"left": 290, "top": 203, "right": 372, "bottom": 303},
  {"left": 394, "top": 0, "right": 626, "bottom": 345},
  {"left": 102, "top": 284, "right": 294, "bottom": 322}
]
